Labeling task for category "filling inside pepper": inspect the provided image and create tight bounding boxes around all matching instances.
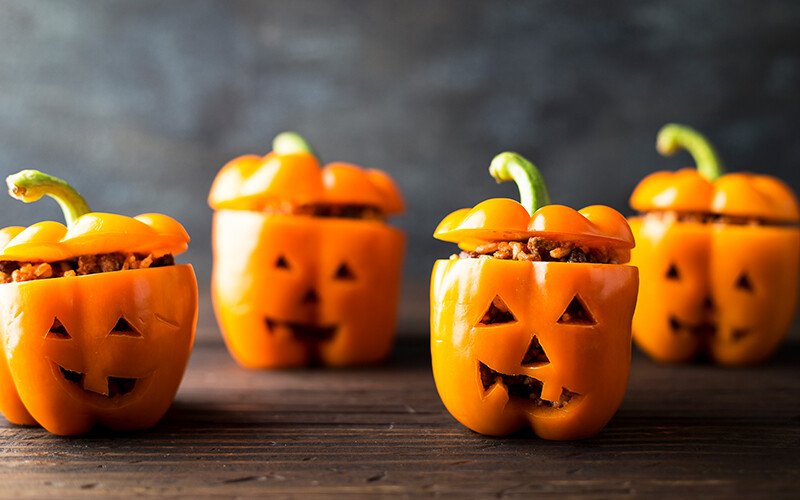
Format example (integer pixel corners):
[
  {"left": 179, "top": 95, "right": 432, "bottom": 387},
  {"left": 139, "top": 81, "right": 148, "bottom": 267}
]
[
  {"left": 452, "top": 237, "right": 621, "bottom": 264},
  {"left": 263, "top": 202, "right": 385, "bottom": 221},
  {"left": 638, "top": 126, "right": 797, "bottom": 228},
  {"left": 0, "top": 253, "right": 175, "bottom": 284},
  {"left": 479, "top": 362, "right": 578, "bottom": 409},
  {"left": 640, "top": 210, "right": 795, "bottom": 227}
]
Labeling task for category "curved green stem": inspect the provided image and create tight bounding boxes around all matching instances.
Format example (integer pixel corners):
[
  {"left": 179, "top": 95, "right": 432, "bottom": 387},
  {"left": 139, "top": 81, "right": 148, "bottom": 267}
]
[
  {"left": 272, "top": 131, "right": 318, "bottom": 161},
  {"left": 656, "top": 123, "right": 724, "bottom": 181},
  {"left": 489, "top": 152, "right": 551, "bottom": 214},
  {"left": 6, "top": 170, "right": 91, "bottom": 227}
]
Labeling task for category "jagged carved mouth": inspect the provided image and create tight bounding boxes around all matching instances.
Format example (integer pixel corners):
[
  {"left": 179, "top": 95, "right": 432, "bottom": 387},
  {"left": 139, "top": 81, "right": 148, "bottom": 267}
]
[
  {"left": 57, "top": 364, "right": 137, "bottom": 398},
  {"left": 479, "top": 361, "right": 579, "bottom": 409},
  {"left": 668, "top": 316, "right": 749, "bottom": 341},
  {"left": 668, "top": 316, "right": 717, "bottom": 337},
  {"left": 265, "top": 317, "right": 337, "bottom": 343}
]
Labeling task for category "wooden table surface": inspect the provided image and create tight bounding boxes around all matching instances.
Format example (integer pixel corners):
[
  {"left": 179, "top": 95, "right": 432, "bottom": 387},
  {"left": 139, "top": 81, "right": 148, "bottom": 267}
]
[{"left": 1, "top": 336, "right": 798, "bottom": 498}]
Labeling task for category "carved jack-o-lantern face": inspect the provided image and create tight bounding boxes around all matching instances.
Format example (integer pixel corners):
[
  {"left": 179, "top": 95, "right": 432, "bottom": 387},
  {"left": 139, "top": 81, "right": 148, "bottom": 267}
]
[
  {"left": 209, "top": 133, "right": 405, "bottom": 368},
  {"left": 630, "top": 218, "right": 799, "bottom": 364},
  {"left": 431, "top": 259, "right": 637, "bottom": 440},
  {"left": 212, "top": 212, "right": 404, "bottom": 368},
  {"left": 47, "top": 317, "right": 152, "bottom": 404},
  {"left": 0, "top": 266, "right": 197, "bottom": 435},
  {"left": 431, "top": 152, "right": 638, "bottom": 440},
  {"left": 629, "top": 125, "right": 800, "bottom": 365},
  {"left": 0, "top": 170, "right": 197, "bottom": 435}
]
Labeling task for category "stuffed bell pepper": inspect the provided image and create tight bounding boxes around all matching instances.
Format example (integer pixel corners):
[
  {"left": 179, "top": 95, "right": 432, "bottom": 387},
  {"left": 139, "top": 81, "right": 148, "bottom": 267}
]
[
  {"left": 0, "top": 170, "right": 197, "bottom": 435},
  {"left": 431, "top": 152, "right": 638, "bottom": 440},
  {"left": 629, "top": 124, "right": 799, "bottom": 365},
  {"left": 208, "top": 132, "right": 405, "bottom": 368}
]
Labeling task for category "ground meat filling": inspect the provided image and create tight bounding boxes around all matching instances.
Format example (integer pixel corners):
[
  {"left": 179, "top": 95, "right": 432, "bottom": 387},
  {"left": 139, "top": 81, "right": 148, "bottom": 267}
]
[
  {"left": 452, "top": 237, "right": 619, "bottom": 264},
  {"left": 265, "top": 203, "right": 385, "bottom": 221},
  {"left": 0, "top": 253, "right": 175, "bottom": 284},
  {"left": 643, "top": 210, "right": 796, "bottom": 227}
]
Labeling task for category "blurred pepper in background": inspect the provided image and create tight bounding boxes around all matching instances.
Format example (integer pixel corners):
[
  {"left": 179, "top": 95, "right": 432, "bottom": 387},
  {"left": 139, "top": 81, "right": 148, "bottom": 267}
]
[
  {"left": 629, "top": 124, "right": 800, "bottom": 365},
  {"left": 209, "top": 133, "right": 405, "bottom": 368}
]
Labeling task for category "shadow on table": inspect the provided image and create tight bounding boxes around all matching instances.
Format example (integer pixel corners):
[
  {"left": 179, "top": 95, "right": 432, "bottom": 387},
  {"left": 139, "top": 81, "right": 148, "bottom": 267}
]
[
  {"left": 5, "top": 338, "right": 796, "bottom": 448},
  {"left": 386, "top": 335, "right": 431, "bottom": 368},
  {"left": 632, "top": 338, "right": 800, "bottom": 368}
]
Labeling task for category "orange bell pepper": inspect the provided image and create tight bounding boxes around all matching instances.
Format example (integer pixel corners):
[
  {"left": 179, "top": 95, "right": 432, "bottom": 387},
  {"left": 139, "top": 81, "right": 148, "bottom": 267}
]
[
  {"left": 209, "top": 132, "right": 405, "bottom": 368},
  {"left": 431, "top": 152, "right": 638, "bottom": 440},
  {"left": 629, "top": 124, "right": 799, "bottom": 365},
  {"left": 0, "top": 170, "right": 197, "bottom": 435}
]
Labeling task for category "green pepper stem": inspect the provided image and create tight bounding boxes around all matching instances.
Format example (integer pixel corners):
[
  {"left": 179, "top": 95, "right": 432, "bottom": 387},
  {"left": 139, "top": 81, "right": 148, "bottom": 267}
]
[
  {"left": 489, "top": 152, "right": 551, "bottom": 215},
  {"left": 272, "top": 131, "right": 318, "bottom": 161},
  {"left": 656, "top": 123, "right": 724, "bottom": 181},
  {"left": 6, "top": 170, "right": 91, "bottom": 227}
]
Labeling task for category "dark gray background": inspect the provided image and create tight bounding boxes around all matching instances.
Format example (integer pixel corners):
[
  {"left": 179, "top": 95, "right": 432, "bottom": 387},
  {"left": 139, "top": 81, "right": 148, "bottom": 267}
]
[{"left": 1, "top": 0, "right": 798, "bottom": 339}]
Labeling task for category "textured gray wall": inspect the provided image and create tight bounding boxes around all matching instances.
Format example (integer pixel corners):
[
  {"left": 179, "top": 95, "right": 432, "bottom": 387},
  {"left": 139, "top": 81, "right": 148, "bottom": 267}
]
[{"left": 1, "top": 0, "right": 798, "bottom": 338}]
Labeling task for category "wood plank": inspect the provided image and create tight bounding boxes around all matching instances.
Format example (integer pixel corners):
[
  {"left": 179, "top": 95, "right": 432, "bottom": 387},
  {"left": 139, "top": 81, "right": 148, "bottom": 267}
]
[{"left": 0, "top": 338, "right": 798, "bottom": 497}]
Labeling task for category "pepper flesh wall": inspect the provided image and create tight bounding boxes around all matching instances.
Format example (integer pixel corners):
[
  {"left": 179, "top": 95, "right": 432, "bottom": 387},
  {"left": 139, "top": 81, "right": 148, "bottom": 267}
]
[{"left": 431, "top": 152, "right": 638, "bottom": 440}]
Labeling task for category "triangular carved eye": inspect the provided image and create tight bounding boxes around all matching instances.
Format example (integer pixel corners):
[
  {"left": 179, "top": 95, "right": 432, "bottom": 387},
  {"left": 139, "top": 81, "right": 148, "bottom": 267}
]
[
  {"left": 275, "top": 255, "right": 290, "bottom": 269},
  {"left": 48, "top": 318, "right": 71, "bottom": 339},
  {"left": 478, "top": 296, "right": 516, "bottom": 325},
  {"left": 334, "top": 263, "right": 356, "bottom": 280},
  {"left": 558, "top": 296, "right": 596, "bottom": 325},
  {"left": 736, "top": 272, "right": 753, "bottom": 292},
  {"left": 109, "top": 318, "right": 142, "bottom": 337},
  {"left": 666, "top": 263, "right": 680, "bottom": 280},
  {"left": 521, "top": 335, "right": 549, "bottom": 366}
]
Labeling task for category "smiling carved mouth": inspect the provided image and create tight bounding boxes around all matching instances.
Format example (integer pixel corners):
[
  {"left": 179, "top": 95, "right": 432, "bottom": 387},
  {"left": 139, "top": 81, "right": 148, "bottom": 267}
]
[
  {"left": 668, "top": 316, "right": 751, "bottom": 342},
  {"left": 58, "top": 365, "right": 137, "bottom": 398},
  {"left": 668, "top": 316, "right": 717, "bottom": 337},
  {"left": 265, "top": 318, "right": 338, "bottom": 343},
  {"left": 479, "top": 361, "right": 579, "bottom": 409}
]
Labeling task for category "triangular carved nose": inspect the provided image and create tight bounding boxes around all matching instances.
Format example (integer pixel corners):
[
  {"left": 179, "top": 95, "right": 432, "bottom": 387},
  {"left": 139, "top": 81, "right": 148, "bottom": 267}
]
[
  {"left": 666, "top": 263, "right": 680, "bottom": 280},
  {"left": 521, "top": 335, "right": 549, "bottom": 367},
  {"left": 334, "top": 263, "right": 356, "bottom": 280},
  {"left": 302, "top": 288, "right": 320, "bottom": 305},
  {"left": 110, "top": 318, "right": 142, "bottom": 337},
  {"left": 558, "top": 295, "right": 596, "bottom": 325},
  {"left": 478, "top": 296, "right": 516, "bottom": 325},
  {"left": 736, "top": 273, "right": 753, "bottom": 292}
]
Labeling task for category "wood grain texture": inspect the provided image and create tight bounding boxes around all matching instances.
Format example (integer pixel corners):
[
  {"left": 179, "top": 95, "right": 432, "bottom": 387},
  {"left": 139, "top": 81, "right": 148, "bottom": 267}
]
[{"left": 1, "top": 337, "right": 798, "bottom": 497}]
